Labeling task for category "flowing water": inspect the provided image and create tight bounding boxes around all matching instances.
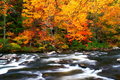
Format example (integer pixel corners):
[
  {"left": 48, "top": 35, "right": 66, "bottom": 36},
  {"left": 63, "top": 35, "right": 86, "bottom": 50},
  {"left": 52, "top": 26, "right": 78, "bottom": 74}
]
[{"left": 0, "top": 50, "right": 120, "bottom": 80}]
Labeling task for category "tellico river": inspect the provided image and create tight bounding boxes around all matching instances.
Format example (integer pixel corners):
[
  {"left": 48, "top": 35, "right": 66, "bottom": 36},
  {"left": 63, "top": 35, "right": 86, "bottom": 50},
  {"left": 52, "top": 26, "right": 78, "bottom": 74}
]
[{"left": 0, "top": 50, "right": 120, "bottom": 80}]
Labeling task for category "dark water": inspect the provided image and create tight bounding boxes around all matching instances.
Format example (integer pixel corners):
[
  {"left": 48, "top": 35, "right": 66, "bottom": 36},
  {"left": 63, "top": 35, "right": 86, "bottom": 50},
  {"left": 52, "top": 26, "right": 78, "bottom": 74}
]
[{"left": 0, "top": 50, "right": 120, "bottom": 80}]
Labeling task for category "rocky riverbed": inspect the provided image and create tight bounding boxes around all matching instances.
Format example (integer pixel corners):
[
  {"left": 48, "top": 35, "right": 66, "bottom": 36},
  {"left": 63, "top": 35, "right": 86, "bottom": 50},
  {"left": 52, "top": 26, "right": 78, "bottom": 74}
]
[{"left": 0, "top": 50, "right": 120, "bottom": 80}]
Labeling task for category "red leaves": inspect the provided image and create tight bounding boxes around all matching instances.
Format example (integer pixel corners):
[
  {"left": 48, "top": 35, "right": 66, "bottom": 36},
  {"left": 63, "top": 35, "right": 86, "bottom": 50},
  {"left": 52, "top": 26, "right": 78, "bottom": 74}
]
[
  {"left": 81, "top": 23, "right": 88, "bottom": 27},
  {"left": 0, "top": 1, "right": 3, "bottom": 4},
  {"left": 38, "top": 31, "right": 47, "bottom": 36}
]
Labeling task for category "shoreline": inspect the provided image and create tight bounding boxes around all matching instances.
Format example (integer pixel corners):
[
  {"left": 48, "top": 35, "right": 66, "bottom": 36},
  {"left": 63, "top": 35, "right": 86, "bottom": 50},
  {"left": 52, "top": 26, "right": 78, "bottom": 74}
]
[{"left": 0, "top": 47, "right": 119, "bottom": 54}]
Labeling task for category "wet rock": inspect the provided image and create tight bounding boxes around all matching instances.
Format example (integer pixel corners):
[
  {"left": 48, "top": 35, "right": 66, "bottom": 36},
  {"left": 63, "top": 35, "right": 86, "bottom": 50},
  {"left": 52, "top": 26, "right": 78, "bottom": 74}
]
[
  {"left": 0, "top": 54, "right": 19, "bottom": 63},
  {"left": 46, "top": 51, "right": 56, "bottom": 55},
  {"left": 78, "top": 63, "right": 87, "bottom": 68},
  {"left": 56, "top": 49, "right": 63, "bottom": 53},
  {"left": 83, "top": 51, "right": 91, "bottom": 55},
  {"left": 59, "top": 50, "right": 74, "bottom": 54},
  {"left": 0, "top": 54, "right": 17, "bottom": 59},
  {"left": 88, "top": 51, "right": 108, "bottom": 57},
  {"left": 59, "top": 59, "right": 73, "bottom": 64},
  {"left": 113, "top": 47, "right": 119, "bottom": 49},
  {"left": 20, "top": 61, "right": 31, "bottom": 65},
  {"left": 117, "top": 58, "right": 120, "bottom": 62},
  {"left": 94, "top": 78, "right": 103, "bottom": 80},
  {"left": 0, "top": 54, "right": 3, "bottom": 57}
]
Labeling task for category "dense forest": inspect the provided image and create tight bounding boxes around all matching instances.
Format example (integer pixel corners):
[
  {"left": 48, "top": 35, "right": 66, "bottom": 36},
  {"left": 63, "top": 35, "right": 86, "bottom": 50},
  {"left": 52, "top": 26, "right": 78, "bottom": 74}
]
[{"left": 0, "top": 0, "right": 120, "bottom": 52}]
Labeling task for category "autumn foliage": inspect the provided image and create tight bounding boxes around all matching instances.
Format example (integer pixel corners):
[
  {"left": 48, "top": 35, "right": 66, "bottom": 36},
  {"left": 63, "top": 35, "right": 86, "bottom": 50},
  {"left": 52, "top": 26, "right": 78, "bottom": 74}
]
[{"left": 0, "top": 0, "right": 120, "bottom": 51}]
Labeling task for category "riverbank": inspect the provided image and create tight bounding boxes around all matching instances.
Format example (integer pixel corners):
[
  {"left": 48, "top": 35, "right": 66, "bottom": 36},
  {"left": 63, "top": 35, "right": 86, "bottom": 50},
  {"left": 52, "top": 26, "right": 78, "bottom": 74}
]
[{"left": 0, "top": 47, "right": 119, "bottom": 54}]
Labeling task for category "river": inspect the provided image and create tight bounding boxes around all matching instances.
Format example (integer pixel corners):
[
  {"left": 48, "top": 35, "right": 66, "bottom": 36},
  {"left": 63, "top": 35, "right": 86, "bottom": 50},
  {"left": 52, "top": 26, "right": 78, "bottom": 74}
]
[{"left": 0, "top": 50, "right": 120, "bottom": 80}]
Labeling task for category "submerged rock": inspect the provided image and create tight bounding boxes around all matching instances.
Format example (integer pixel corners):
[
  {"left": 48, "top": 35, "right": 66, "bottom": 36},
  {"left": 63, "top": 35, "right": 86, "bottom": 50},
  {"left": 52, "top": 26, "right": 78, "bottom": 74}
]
[
  {"left": 78, "top": 63, "right": 87, "bottom": 68},
  {"left": 0, "top": 59, "right": 8, "bottom": 64},
  {"left": 59, "top": 59, "right": 73, "bottom": 64}
]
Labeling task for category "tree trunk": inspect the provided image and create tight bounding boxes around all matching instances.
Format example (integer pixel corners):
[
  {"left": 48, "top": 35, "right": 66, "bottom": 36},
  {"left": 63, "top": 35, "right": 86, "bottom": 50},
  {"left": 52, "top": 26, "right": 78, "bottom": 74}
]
[{"left": 3, "top": 0, "right": 6, "bottom": 45}]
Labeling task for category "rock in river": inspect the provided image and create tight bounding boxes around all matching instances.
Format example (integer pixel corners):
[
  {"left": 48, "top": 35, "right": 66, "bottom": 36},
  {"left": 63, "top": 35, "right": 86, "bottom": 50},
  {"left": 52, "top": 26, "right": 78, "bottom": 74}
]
[{"left": 117, "top": 58, "right": 120, "bottom": 62}]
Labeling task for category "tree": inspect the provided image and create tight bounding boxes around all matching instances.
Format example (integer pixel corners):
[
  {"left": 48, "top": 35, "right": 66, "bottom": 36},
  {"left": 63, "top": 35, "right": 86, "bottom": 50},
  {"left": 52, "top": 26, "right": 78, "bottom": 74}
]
[{"left": 21, "top": 0, "right": 93, "bottom": 47}]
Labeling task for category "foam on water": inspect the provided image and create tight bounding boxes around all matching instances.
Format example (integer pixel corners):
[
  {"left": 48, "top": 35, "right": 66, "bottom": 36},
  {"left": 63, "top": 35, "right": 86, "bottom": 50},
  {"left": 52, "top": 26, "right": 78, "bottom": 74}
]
[
  {"left": 56, "top": 65, "right": 114, "bottom": 80},
  {"left": 113, "top": 65, "right": 120, "bottom": 68},
  {"left": 43, "top": 64, "right": 82, "bottom": 73},
  {"left": 42, "top": 53, "right": 96, "bottom": 65},
  {"left": 18, "top": 71, "right": 45, "bottom": 80},
  {"left": 0, "top": 54, "right": 37, "bottom": 75},
  {"left": 41, "top": 52, "right": 114, "bottom": 80},
  {"left": 42, "top": 64, "right": 114, "bottom": 80}
]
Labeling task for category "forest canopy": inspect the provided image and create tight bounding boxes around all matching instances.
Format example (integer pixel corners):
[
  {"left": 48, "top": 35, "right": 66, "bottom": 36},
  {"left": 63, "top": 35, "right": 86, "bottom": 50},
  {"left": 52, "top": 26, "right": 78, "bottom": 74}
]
[{"left": 0, "top": 0, "right": 120, "bottom": 52}]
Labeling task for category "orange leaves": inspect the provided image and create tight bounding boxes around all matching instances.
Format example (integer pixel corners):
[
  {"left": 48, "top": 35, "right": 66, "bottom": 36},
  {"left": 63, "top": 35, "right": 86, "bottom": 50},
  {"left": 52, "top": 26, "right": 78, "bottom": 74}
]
[
  {"left": 21, "top": 0, "right": 93, "bottom": 45},
  {"left": 64, "top": 19, "right": 92, "bottom": 42},
  {"left": 22, "top": 30, "right": 35, "bottom": 37},
  {"left": 100, "top": 6, "right": 120, "bottom": 25},
  {"left": 14, "top": 30, "right": 35, "bottom": 44},
  {"left": 38, "top": 30, "right": 54, "bottom": 42},
  {"left": 77, "top": 31, "right": 92, "bottom": 36},
  {"left": 23, "top": 18, "right": 34, "bottom": 27},
  {"left": 0, "top": 1, "right": 3, "bottom": 4},
  {"left": 0, "top": 1, "right": 12, "bottom": 16},
  {"left": 81, "top": 23, "right": 88, "bottom": 27},
  {"left": 66, "top": 27, "right": 92, "bottom": 42},
  {"left": 0, "top": 44, "right": 3, "bottom": 48}
]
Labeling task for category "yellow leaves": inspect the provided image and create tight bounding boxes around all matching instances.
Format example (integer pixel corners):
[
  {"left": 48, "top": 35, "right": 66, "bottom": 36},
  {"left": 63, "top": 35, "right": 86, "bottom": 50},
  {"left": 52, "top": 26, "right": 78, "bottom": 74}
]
[
  {"left": 114, "top": 35, "right": 120, "bottom": 40},
  {"left": 61, "top": 0, "right": 79, "bottom": 15},
  {"left": 22, "top": 9, "right": 29, "bottom": 13},
  {"left": 54, "top": 16, "right": 62, "bottom": 23},
  {"left": 9, "top": 43, "right": 21, "bottom": 49},
  {"left": 54, "top": 34, "right": 61, "bottom": 39},
  {"left": 22, "top": 0, "right": 44, "bottom": 27},
  {"left": 6, "top": 32, "right": 14, "bottom": 36},
  {"left": 86, "top": 0, "right": 115, "bottom": 13},
  {"left": 61, "top": 44, "right": 69, "bottom": 49},
  {"left": 98, "top": 5, "right": 120, "bottom": 37},
  {"left": 38, "top": 46, "right": 46, "bottom": 50},
  {"left": 33, "top": 12, "right": 42, "bottom": 19}
]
